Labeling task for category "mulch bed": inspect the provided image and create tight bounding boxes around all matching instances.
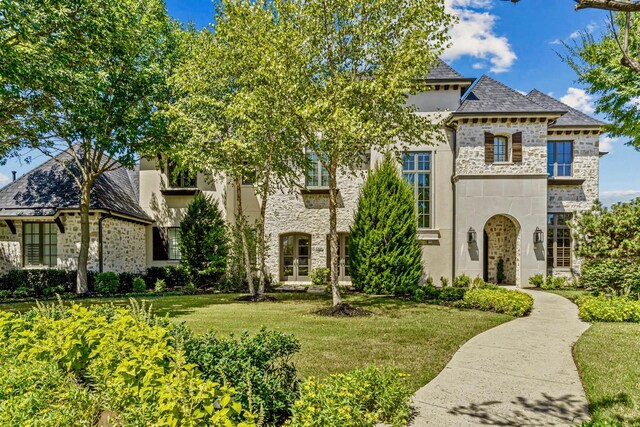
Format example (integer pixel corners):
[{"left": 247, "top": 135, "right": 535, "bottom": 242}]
[
  {"left": 235, "top": 294, "right": 279, "bottom": 302},
  {"left": 313, "top": 303, "right": 372, "bottom": 317}
]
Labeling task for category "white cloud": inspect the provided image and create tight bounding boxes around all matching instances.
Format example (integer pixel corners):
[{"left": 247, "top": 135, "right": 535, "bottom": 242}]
[
  {"left": 471, "top": 62, "right": 485, "bottom": 70},
  {"left": 600, "top": 189, "right": 640, "bottom": 205},
  {"left": 442, "top": 0, "right": 517, "bottom": 73},
  {"left": 560, "top": 87, "right": 595, "bottom": 114},
  {"left": 0, "top": 173, "right": 9, "bottom": 186},
  {"left": 599, "top": 135, "right": 619, "bottom": 153},
  {"left": 549, "top": 39, "right": 563, "bottom": 46}
]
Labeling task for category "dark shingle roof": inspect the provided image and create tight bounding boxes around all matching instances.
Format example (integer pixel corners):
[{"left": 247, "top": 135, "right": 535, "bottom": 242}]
[
  {"left": 0, "top": 153, "right": 151, "bottom": 221},
  {"left": 423, "top": 59, "right": 475, "bottom": 83},
  {"left": 526, "top": 89, "right": 605, "bottom": 128},
  {"left": 456, "top": 75, "right": 567, "bottom": 115}
]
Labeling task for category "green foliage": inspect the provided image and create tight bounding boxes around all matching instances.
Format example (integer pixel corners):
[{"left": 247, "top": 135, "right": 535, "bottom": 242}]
[
  {"left": 529, "top": 274, "right": 545, "bottom": 288},
  {"left": 413, "top": 286, "right": 467, "bottom": 303},
  {"left": 453, "top": 274, "right": 471, "bottom": 288},
  {"left": 179, "top": 194, "right": 229, "bottom": 285},
  {"left": 310, "top": 268, "right": 330, "bottom": 288},
  {"left": 496, "top": 258, "right": 505, "bottom": 284},
  {"left": 572, "top": 200, "right": 640, "bottom": 260},
  {"left": 0, "top": 304, "right": 255, "bottom": 426},
  {"left": 144, "top": 266, "right": 190, "bottom": 289},
  {"left": 0, "top": 358, "right": 100, "bottom": 426},
  {"left": 470, "top": 276, "right": 486, "bottom": 289},
  {"left": 440, "top": 277, "right": 450, "bottom": 287},
  {"left": 226, "top": 222, "right": 259, "bottom": 290},
  {"left": 132, "top": 277, "right": 146, "bottom": 293},
  {"left": 541, "top": 275, "right": 569, "bottom": 290},
  {"left": 289, "top": 367, "right": 411, "bottom": 427},
  {"left": 154, "top": 279, "right": 167, "bottom": 293},
  {"left": 578, "top": 419, "right": 624, "bottom": 427},
  {"left": 576, "top": 295, "right": 640, "bottom": 322},
  {"left": 350, "top": 155, "right": 423, "bottom": 295},
  {"left": 457, "top": 288, "right": 534, "bottom": 317},
  {"left": 94, "top": 272, "right": 119, "bottom": 295},
  {"left": 564, "top": 12, "right": 640, "bottom": 147},
  {"left": 181, "top": 327, "right": 300, "bottom": 426},
  {"left": 581, "top": 258, "right": 640, "bottom": 298},
  {"left": 0, "top": 269, "right": 77, "bottom": 296}
]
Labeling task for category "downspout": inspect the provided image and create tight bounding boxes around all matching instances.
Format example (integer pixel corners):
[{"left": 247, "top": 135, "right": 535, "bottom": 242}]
[{"left": 98, "top": 212, "right": 113, "bottom": 273}]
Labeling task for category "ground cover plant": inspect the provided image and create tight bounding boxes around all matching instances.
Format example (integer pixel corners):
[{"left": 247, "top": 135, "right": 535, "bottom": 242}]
[
  {"left": 456, "top": 288, "right": 534, "bottom": 317},
  {"left": 576, "top": 295, "right": 640, "bottom": 323}
]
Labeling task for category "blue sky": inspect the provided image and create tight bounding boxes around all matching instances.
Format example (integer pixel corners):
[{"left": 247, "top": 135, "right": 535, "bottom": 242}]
[{"left": 2, "top": 0, "right": 639, "bottom": 205}]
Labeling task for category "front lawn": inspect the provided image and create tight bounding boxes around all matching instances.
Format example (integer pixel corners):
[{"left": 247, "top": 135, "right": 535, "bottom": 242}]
[
  {"left": 0, "top": 292, "right": 511, "bottom": 391},
  {"left": 574, "top": 323, "right": 640, "bottom": 425}
]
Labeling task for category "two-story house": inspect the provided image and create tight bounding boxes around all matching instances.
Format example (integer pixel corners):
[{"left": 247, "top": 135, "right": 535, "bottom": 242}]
[{"left": 0, "top": 60, "right": 603, "bottom": 286}]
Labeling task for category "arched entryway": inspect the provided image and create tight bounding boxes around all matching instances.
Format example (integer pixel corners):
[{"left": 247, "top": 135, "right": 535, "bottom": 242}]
[{"left": 483, "top": 215, "right": 521, "bottom": 285}]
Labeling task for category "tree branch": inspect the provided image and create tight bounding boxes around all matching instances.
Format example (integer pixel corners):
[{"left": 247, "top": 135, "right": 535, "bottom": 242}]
[{"left": 575, "top": 0, "right": 640, "bottom": 12}]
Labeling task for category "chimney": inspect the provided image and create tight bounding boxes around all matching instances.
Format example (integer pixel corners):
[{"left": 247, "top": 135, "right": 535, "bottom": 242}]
[{"left": 11, "top": 171, "right": 16, "bottom": 182}]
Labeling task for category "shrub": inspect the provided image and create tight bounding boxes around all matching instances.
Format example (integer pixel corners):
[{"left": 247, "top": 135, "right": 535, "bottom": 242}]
[
  {"left": 182, "top": 327, "right": 300, "bottom": 426},
  {"left": 117, "top": 272, "right": 138, "bottom": 293},
  {"left": 458, "top": 288, "right": 534, "bottom": 317},
  {"left": 310, "top": 268, "right": 330, "bottom": 287},
  {"left": 349, "top": 154, "right": 423, "bottom": 295},
  {"left": 581, "top": 258, "right": 640, "bottom": 298},
  {"left": 439, "top": 287, "right": 467, "bottom": 302},
  {"left": 132, "top": 277, "right": 146, "bottom": 293},
  {"left": 288, "top": 366, "right": 412, "bottom": 427},
  {"left": 440, "top": 276, "right": 449, "bottom": 287},
  {"left": 453, "top": 273, "right": 471, "bottom": 288},
  {"left": 496, "top": 258, "right": 505, "bottom": 284},
  {"left": 0, "top": 304, "right": 254, "bottom": 426},
  {"left": 528, "top": 274, "right": 544, "bottom": 288},
  {"left": 12, "top": 287, "right": 32, "bottom": 299},
  {"left": 179, "top": 193, "right": 228, "bottom": 285},
  {"left": 143, "top": 266, "right": 190, "bottom": 289},
  {"left": 94, "top": 272, "right": 119, "bottom": 295},
  {"left": 541, "top": 275, "right": 568, "bottom": 290},
  {"left": 412, "top": 287, "right": 426, "bottom": 302},
  {"left": 416, "top": 285, "right": 466, "bottom": 303},
  {"left": 154, "top": 279, "right": 167, "bottom": 293},
  {"left": 0, "top": 269, "right": 77, "bottom": 296},
  {"left": 576, "top": 295, "right": 640, "bottom": 322},
  {"left": 471, "top": 276, "right": 486, "bottom": 289}
]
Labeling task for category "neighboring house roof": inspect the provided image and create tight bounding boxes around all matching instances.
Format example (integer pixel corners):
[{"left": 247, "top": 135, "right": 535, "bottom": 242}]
[
  {"left": 0, "top": 153, "right": 151, "bottom": 222},
  {"left": 526, "top": 89, "right": 605, "bottom": 128},
  {"left": 422, "top": 59, "right": 475, "bottom": 84},
  {"left": 456, "top": 75, "right": 567, "bottom": 115}
]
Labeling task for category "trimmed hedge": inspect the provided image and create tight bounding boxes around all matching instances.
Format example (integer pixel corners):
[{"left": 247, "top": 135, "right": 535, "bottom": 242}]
[
  {"left": 576, "top": 295, "right": 640, "bottom": 322},
  {"left": 457, "top": 288, "right": 533, "bottom": 317},
  {"left": 581, "top": 258, "right": 640, "bottom": 298}
]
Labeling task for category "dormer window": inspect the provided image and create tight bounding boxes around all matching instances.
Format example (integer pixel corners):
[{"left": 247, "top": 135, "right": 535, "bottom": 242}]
[
  {"left": 493, "top": 136, "right": 508, "bottom": 162},
  {"left": 167, "top": 160, "right": 197, "bottom": 188}
]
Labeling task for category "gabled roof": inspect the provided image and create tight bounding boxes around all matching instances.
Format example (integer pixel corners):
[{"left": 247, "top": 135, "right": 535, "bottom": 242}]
[
  {"left": 526, "top": 89, "right": 605, "bottom": 128},
  {"left": 0, "top": 153, "right": 151, "bottom": 222},
  {"left": 456, "top": 75, "right": 566, "bottom": 116},
  {"left": 422, "top": 59, "right": 475, "bottom": 84}
]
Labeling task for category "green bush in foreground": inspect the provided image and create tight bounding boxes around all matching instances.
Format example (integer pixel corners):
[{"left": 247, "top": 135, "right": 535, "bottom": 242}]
[
  {"left": 132, "top": 276, "right": 146, "bottom": 293},
  {"left": 457, "top": 288, "right": 533, "bottom": 317},
  {"left": 289, "top": 366, "right": 412, "bottom": 427},
  {"left": 581, "top": 258, "right": 640, "bottom": 298},
  {"left": 0, "top": 304, "right": 255, "bottom": 426},
  {"left": 576, "top": 295, "right": 640, "bottom": 322}
]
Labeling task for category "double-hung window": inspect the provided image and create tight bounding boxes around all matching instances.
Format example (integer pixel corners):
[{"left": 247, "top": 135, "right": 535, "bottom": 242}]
[
  {"left": 152, "top": 226, "right": 181, "bottom": 261},
  {"left": 547, "top": 213, "right": 572, "bottom": 268},
  {"left": 306, "top": 151, "right": 329, "bottom": 188},
  {"left": 403, "top": 152, "right": 432, "bottom": 229},
  {"left": 547, "top": 141, "right": 572, "bottom": 177},
  {"left": 494, "top": 136, "right": 508, "bottom": 162},
  {"left": 23, "top": 222, "right": 57, "bottom": 267}
]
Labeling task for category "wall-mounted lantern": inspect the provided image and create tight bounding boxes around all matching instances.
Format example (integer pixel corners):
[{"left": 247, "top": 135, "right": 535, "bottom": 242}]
[
  {"left": 467, "top": 227, "right": 477, "bottom": 244},
  {"left": 534, "top": 227, "right": 544, "bottom": 245}
]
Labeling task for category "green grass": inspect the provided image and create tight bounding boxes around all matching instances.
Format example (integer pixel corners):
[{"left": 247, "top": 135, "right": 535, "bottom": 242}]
[
  {"left": 574, "top": 323, "right": 640, "bottom": 425},
  {"left": 545, "top": 288, "right": 588, "bottom": 302},
  {"left": 0, "top": 292, "right": 511, "bottom": 391}
]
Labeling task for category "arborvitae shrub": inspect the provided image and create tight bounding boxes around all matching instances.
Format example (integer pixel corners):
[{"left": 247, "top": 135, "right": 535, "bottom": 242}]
[
  {"left": 179, "top": 194, "right": 228, "bottom": 286},
  {"left": 349, "top": 154, "right": 423, "bottom": 295}
]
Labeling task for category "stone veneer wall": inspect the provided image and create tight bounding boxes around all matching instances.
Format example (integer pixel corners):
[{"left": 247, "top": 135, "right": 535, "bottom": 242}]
[
  {"left": 102, "top": 217, "right": 146, "bottom": 273},
  {"left": 455, "top": 121, "right": 548, "bottom": 176},
  {"left": 547, "top": 132, "right": 600, "bottom": 277},
  {"left": 57, "top": 214, "right": 100, "bottom": 271},
  {"left": 484, "top": 215, "right": 519, "bottom": 285},
  {"left": 0, "top": 221, "right": 21, "bottom": 273},
  {"left": 264, "top": 170, "right": 365, "bottom": 281}
]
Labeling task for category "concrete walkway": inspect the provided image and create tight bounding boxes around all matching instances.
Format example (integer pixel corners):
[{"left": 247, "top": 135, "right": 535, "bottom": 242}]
[{"left": 411, "top": 288, "right": 590, "bottom": 426}]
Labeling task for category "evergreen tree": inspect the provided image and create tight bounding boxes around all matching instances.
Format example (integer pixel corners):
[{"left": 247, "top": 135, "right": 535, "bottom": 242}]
[
  {"left": 349, "top": 154, "right": 423, "bottom": 295},
  {"left": 179, "top": 194, "right": 228, "bottom": 284}
]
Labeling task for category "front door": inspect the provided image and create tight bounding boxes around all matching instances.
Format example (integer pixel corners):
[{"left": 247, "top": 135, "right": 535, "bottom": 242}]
[{"left": 281, "top": 234, "right": 311, "bottom": 281}]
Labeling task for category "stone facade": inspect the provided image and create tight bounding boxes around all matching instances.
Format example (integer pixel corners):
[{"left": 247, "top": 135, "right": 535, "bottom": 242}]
[
  {"left": 484, "top": 215, "right": 519, "bottom": 285},
  {"left": 0, "top": 221, "right": 21, "bottom": 273}
]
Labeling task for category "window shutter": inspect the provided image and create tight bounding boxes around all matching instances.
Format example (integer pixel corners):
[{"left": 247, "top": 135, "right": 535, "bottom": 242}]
[
  {"left": 152, "top": 227, "right": 169, "bottom": 261},
  {"left": 484, "top": 132, "right": 494, "bottom": 163},
  {"left": 512, "top": 131, "right": 523, "bottom": 163}
]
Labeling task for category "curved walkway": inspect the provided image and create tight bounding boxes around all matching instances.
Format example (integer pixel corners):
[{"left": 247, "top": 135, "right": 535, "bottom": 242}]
[{"left": 411, "top": 288, "right": 590, "bottom": 426}]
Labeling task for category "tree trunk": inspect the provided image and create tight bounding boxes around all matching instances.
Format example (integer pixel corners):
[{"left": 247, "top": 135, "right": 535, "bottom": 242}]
[
  {"left": 328, "top": 164, "right": 342, "bottom": 306},
  {"left": 236, "top": 177, "right": 255, "bottom": 296},
  {"left": 76, "top": 178, "right": 93, "bottom": 294},
  {"left": 257, "top": 175, "right": 270, "bottom": 295}
]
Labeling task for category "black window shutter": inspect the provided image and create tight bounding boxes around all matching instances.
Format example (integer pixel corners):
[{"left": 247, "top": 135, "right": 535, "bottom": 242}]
[{"left": 152, "top": 227, "right": 169, "bottom": 261}]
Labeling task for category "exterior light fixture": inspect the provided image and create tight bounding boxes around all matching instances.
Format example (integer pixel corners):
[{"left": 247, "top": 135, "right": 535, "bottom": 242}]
[
  {"left": 467, "top": 227, "right": 477, "bottom": 244},
  {"left": 534, "top": 227, "right": 544, "bottom": 244}
]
